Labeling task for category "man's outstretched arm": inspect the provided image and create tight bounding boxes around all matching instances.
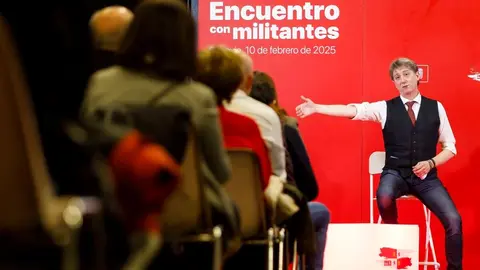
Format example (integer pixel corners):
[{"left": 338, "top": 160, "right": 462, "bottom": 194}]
[
  {"left": 311, "top": 104, "right": 358, "bottom": 118},
  {"left": 295, "top": 96, "right": 387, "bottom": 126},
  {"left": 296, "top": 96, "right": 357, "bottom": 118}
]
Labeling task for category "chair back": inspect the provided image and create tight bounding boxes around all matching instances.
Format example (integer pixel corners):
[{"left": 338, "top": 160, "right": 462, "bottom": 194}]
[
  {"left": 0, "top": 16, "right": 57, "bottom": 232},
  {"left": 369, "top": 151, "right": 385, "bottom": 223},
  {"left": 369, "top": 151, "right": 386, "bottom": 175},
  {"left": 160, "top": 130, "right": 208, "bottom": 236},
  {"left": 225, "top": 149, "right": 266, "bottom": 239}
]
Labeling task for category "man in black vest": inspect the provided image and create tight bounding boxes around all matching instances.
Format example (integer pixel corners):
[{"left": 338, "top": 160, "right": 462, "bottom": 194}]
[{"left": 295, "top": 57, "right": 462, "bottom": 270}]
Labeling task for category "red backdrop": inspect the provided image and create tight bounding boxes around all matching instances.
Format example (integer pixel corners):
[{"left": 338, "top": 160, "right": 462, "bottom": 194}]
[{"left": 197, "top": 0, "right": 480, "bottom": 268}]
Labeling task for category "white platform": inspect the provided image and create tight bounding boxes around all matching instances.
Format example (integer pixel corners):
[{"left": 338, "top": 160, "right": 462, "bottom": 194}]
[{"left": 324, "top": 223, "right": 419, "bottom": 270}]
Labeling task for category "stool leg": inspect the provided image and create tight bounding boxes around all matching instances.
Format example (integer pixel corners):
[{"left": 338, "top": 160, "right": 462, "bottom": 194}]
[
  {"left": 421, "top": 205, "right": 441, "bottom": 269},
  {"left": 423, "top": 205, "right": 429, "bottom": 270},
  {"left": 370, "top": 175, "right": 374, "bottom": 224},
  {"left": 426, "top": 209, "right": 440, "bottom": 269}
]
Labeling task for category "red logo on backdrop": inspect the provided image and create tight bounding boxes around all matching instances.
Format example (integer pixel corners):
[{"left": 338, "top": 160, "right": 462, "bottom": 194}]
[
  {"left": 468, "top": 68, "right": 480, "bottom": 82},
  {"left": 378, "top": 247, "right": 413, "bottom": 269},
  {"left": 418, "top": 64, "right": 429, "bottom": 83}
]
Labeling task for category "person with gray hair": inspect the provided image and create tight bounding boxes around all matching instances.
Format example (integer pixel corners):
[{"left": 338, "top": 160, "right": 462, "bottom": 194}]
[
  {"left": 89, "top": 6, "right": 133, "bottom": 71},
  {"left": 225, "top": 48, "right": 287, "bottom": 180},
  {"left": 296, "top": 57, "right": 462, "bottom": 270}
]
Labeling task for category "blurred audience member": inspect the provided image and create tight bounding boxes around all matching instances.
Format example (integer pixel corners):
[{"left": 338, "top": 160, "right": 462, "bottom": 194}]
[
  {"left": 2, "top": 2, "right": 105, "bottom": 269},
  {"left": 2, "top": 2, "right": 97, "bottom": 197},
  {"left": 90, "top": 5, "right": 133, "bottom": 70},
  {"left": 196, "top": 45, "right": 271, "bottom": 189},
  {"left": 225, "top": 49, "right": 287, "bottom": 180},
  {"left": 251, "top": 71, "right": 330, "bottom": 270}
]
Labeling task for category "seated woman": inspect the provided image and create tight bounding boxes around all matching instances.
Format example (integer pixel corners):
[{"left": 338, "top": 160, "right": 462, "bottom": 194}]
[
  {"left": 196, "top": 45, "right": 271, "bottom": 189},
  {"left": 251, "top": 71, "right": 331, "bottom": 270}
]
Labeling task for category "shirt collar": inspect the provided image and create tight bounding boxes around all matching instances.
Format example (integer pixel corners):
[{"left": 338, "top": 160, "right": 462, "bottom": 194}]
[
  {"left": 400, "top": 93, "right": 422, "bottom": 105},
  {"left": 232, "top": 89, "right": 248, "bottom": 98},
  {"left": 224, "top": 89, "right": 247, "bottom": 107}
]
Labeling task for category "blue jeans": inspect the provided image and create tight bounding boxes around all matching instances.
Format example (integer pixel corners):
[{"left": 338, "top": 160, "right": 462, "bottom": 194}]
[
  {"left": 304, "top": 202, "right": 330, "bottom": 270},
  {"left": 377, "top": 169, "right": 462, "bottom": 270}
]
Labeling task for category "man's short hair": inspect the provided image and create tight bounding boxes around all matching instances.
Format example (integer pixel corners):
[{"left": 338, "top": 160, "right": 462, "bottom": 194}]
[
  {"left": 196, "top": 45, "right": 244, "bottom": 105},
  {"left": 389, "top": 57, "right": 419, "bottom": 80}
]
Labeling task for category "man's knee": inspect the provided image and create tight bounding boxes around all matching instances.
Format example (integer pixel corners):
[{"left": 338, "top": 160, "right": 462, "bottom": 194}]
[
  {"left": 308, "top": 202, "right": 330, "bottom": 229},
  {"left": 376, "top": 191, "right": 395, "bottom": 210},
  {"left": 444, "top": 212, "right": 462, "bottom": 236}
]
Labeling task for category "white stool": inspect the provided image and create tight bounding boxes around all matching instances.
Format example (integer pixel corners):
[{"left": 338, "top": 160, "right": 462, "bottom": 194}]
[
  {"left": 369, "top": 151, "right": 440, "bottom": 270},
  {"left": 324, "top": 224, "right": 419, "bottom": 270}
]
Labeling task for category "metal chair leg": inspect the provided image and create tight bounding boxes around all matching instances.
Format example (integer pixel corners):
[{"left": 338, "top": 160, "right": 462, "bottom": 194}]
[
  {"left": 212, "top": 226, "right": 223, "bottom": 270},
  {"left": 62, "top": 228, "right": 80, "bottom": 270},
  {"left": 267, "top": 228, "right": 275, "bottom": 270},
  {"left": 300, "top": 254, "right": 306, "bottom": 270},
  {"left": 278, "top": 228, "right": 286, "bottom": 270},
  {"left": 291, "top": 240, "right": 298, "bottom": 270}
]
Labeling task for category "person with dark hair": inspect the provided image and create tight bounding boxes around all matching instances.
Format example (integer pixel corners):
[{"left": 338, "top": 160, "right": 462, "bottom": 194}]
[
  {"left": 115, "top": 0, "right": 197, "bottom": 81},
  {"left": 251, "top": 70, "right": 331, "bottom": 270},
  {"left": 196, "top": 45, "right": 271, "bottom": 189},
  {"left": 296, "top": 57, "right": 461, "bottom": 270}
]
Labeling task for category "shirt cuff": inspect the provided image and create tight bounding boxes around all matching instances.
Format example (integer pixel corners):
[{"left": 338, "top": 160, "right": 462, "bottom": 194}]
[
  {"left": 442, "top": 143, "right": 457, "bottom": 155},
  {"left": 348, "top": 103, "right": 362, "bottom": 120}
]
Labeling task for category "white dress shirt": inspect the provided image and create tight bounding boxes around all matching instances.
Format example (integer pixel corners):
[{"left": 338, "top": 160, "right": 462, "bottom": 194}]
[
  {"left": 225, "top": 90, "right": 287, "bottom": 179},
  {"left": 349, "top": 94, "right": 457, "bottom": 155}
]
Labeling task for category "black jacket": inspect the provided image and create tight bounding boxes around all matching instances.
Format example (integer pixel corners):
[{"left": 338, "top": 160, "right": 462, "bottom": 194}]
[{"left": 283, "top": 116, "right": 319, "bottom": 201}]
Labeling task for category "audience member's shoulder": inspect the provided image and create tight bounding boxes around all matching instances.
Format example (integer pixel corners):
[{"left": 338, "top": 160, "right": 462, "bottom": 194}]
[
  {"left": 249, "top": 95, "right": 280, "bottom": 117},
  {"left": 242, "top": 115, "right": 262, "bottom": 131},
  {"left": 284, "top": 116, "right": 299, "bottom": 129},
  {"left": 225, "top": 109, "right": 261, "bottom": 133},
  {"left": 284, "top": 122, "right": 298, "bottom": 134},
  {"left": 185, "top": 81, "right": 216, "bottom": 102},
  {"left": 89, "top": 66, "right": 125, "bottom": 82},
  {"left": 231, "top": 109, "right": 257, "bottom": 125},
  {"left": 188, "top": 80, "right": 214, "bottom": 95}
]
